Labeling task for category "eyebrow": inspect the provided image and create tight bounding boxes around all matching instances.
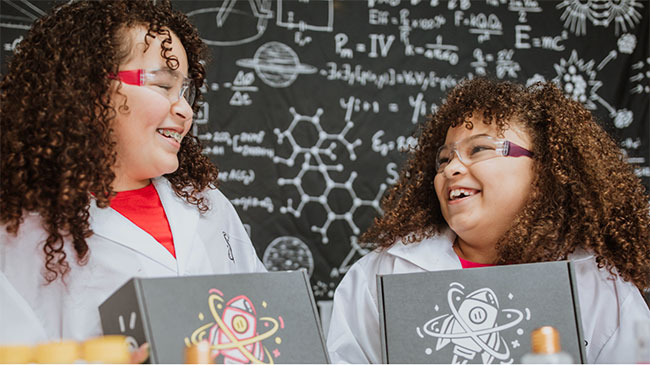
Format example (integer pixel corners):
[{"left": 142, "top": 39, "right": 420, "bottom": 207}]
[{"left": 153, "top": 68, "right": 189, "bottom": 78}]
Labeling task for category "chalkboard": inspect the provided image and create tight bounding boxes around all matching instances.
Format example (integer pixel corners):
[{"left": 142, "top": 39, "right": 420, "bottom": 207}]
[{"left": 1, "top": 0, "right": 649, "bottom": 303}]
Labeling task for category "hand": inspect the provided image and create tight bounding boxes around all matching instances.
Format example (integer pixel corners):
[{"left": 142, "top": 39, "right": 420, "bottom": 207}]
[{"left": 129, "top": 343, "right": 149, "bottom": 364}]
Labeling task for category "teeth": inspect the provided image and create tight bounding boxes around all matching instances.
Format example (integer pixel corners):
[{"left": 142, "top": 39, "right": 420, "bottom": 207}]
[
  {"left": 157, "top": 129, "right": 182, "bottom": 143},
  {"left": 449, "top": 188, "right": 474, "bottom": 200}
]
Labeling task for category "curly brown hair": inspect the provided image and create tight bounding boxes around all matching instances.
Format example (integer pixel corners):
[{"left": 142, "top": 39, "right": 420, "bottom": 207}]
[
  {"left": 362, "top": 78, "right": 650, "bottom": 289},
  {"left": 1, "top": 0, "right": 218, "bottom": 282}
]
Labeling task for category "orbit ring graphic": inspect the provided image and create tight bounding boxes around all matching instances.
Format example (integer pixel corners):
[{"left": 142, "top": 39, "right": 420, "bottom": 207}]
[
  {"left": 208, "top": 293, "right": 278, "bottom": 362},
  {"left": 422, "top": 286, "right": 523, "bottom": 360}
]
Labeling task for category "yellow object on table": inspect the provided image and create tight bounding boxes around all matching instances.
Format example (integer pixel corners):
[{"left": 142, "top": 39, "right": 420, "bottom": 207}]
[
  {"left": 34, "top": 340, "right": 80, "bottom": 363},
  {"left": 0, "top": 345, "right": 33, "bottom": 364},
  {"left": 82, "top": 335, "right": 131, "bottom": 363}
]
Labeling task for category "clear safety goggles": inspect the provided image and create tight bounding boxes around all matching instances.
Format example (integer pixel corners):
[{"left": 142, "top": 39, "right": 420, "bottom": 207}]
[
  {"left": 435, "top": 134, "right": 533, "bottom": 173},
  {"left": 111, "top": 68, "right": 196, "bottom": 107}
]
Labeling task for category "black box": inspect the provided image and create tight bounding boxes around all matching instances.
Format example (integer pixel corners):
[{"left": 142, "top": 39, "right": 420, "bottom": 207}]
[
  {"left": 99, "top": 271, "right": 329, "bottom": 363},
  {"left": 378, "top": 261, "right": 586, "bottom": 363}
]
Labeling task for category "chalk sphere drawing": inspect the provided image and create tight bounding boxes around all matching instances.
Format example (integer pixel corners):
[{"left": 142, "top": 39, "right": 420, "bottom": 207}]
[
  {"left": 236, "top": 42, "right": 317, "bottom": 88},
  {"left": 263, "top": 236, "right": 314, "bottom": 276}
]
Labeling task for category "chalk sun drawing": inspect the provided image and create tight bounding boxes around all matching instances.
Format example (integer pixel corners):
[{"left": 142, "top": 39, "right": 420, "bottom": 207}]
[
  {"left": 553, "top": 50, "right": 601, "bottom": 110},
  {"left": 556, "top": 0, "right": 644, "bottom": 36}
]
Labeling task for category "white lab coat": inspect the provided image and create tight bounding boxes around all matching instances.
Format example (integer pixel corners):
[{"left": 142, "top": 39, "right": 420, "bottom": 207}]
[
  {"left": 327, "top": 229, "right": 650, "bottom": 364},
  {"left": 0, "top": 177, "right": 266, "bottom": 345}
]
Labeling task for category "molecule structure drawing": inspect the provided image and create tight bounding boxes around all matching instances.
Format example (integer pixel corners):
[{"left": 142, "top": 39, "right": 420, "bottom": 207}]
[
  {"left": 330, "top": 236, "right": 370, "bottom": 279},
  {"left": 274, "top": 107, "right": 361, "bottom": 166},
  {"left": 274, "top": 107, "right": 386, "bottom": 244}
]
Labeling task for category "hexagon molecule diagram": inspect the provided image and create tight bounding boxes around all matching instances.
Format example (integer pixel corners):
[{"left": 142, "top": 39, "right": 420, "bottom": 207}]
[{"left": 273, "top": 108, "right": 386, "bottom": 244}]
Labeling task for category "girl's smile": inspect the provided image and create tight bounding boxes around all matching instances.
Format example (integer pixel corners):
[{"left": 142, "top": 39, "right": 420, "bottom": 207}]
[
  {"left": 434, "top": 116, "right": 535, "bottom": 262},
  {"left": 110, "top": 26, "right": 193, "bottom": 192}
]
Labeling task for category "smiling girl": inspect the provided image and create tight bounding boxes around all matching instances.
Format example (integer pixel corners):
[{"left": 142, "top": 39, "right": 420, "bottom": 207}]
[
  {"left": 327, "top": 78, "right": 650, "bottom": 363},
  {"left": 0, "top": 0, "right": 265, "bottom": 345}
]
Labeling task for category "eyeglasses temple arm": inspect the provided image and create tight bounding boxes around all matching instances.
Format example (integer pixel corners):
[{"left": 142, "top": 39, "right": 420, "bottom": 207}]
[
  {"left": 505, "top": 141, "right": 534, "bottom": 157},
  {"left": 110, "top": 69, "right": 144, "bottom": 86}
]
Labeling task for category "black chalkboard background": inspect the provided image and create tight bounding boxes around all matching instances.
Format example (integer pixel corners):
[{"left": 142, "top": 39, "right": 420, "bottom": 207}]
[{"left": 2, "top": 1, "right": 649, "bottom": 305}]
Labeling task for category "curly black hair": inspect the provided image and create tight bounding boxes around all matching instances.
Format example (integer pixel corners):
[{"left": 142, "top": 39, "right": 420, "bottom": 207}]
[
  {"left": 1, "top": 0, "right": 219, "bottom": 282},
  {"left": 362, "top": 78, "right": 650, "bottom": 289}
]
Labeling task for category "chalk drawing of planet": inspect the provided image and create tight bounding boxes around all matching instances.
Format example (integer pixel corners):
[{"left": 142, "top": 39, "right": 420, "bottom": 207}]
[
  {"left": 263, "top": 236, "right": 315, "bottom": 276},
  {"left": 236, "top": 41, "right": 317, "bottom": 88}
]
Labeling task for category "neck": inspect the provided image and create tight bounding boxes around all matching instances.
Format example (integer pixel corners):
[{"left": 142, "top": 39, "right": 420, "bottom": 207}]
[
  {"left": 453, "top": 236, "right": 497, "bottom": 264},
  {"left": 112, "top": 175, "right": 152, "bottom": 192}
]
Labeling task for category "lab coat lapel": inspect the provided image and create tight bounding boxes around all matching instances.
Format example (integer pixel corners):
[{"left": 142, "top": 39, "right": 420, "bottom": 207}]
[
  {"left": 153, "top": 178, "right": 199, "bottom": 276},
  {"left": 89, "top": 197, "right": 177, "bottom": 272},
  {"left": 386, "top": 229, "right": 461, "bottom": 272}
]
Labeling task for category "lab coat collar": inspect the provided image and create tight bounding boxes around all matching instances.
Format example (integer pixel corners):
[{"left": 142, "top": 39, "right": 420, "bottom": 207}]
[
  {"left": 152, "top": 177, "right": 200, "bottom": 275},
  {"left": 385, "top": 229, "right": 461, "bottom": 271},
  {"left": 384, "top": 229, "right": 595, "bottom": 271},
  {"left": 568, "top": 247, "right": 594, "bottom": 262},
  {"left": 89, "top": 178, "right": 199, "bottom": 273}
]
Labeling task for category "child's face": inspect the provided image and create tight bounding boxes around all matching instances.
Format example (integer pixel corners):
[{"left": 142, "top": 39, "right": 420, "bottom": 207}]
[
  {"left": 110, "top": 26, "right": 193, "bottom": 191},
  {"left": 433, "top": 116, "right": 535, "bottom": 250}
]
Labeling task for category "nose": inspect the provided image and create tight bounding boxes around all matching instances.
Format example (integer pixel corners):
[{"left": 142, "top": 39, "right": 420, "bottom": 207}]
[
  {"left": 441, "top": 150, "right": 467, "bottom": 178},
  {"left": 170, "top": 97, "right": 193, "bottom": 122}
]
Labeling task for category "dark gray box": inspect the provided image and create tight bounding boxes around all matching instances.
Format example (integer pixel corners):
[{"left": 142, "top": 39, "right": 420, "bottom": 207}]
[
  {"left": 378, "top": 261, "right": 586, "bottom": 363},
  {"left": 99, "top": 271, "right": 328, "bottom": 364}
]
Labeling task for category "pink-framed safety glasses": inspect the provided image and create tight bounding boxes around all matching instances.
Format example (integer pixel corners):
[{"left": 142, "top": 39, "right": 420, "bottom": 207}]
[
  {"left": 110, "top": 69, "right": 196, "bottom": 107},
  {"left": 435, "top": 134, "right": 533, "bottom": 173}
]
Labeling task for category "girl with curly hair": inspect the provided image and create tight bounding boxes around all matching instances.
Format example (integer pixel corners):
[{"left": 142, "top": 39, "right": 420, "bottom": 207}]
[
  {"left": 0, "top": 0, "right": 265, "bottom": 346},
  {"left": 327, "top": 78, "right": 650, "bottom": 363}
]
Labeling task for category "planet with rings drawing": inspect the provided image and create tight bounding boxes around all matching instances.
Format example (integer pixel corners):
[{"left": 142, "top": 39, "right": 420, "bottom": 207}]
[{"left": 236, "top": 42, "right": 317, "bottom": 88}]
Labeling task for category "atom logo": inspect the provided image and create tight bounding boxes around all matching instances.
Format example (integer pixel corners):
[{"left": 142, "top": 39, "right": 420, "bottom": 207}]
[
  {"left": 185, "top": 289, "right": 285, "bottom": 364},
  {"left": 416, "top": 283, "right": 530, "bottom": 364}
]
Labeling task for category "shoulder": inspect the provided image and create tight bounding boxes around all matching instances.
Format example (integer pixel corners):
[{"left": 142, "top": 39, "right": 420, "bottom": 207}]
[
  {"left": 343, "top": 248, "right": 395, "bottom": 283},
  {"left": 155, "top": 178, "right": 236, "bottom": 216},
  {"left": 191, "top": 184, "right": 237, "bottom": 215},
  {"left": 570, "top": 250, "right": 650, "bottom": 363},
  {"left": 193, "top": 186, "right": 265, "bottom": 272},
  {"left": 570, "top": 250, "right": 638, "bottom": 300},
  {"left": 198, "top": 187, "right": 248, "bottom": 232},
  {"left": 570, "top": 251, "right": 642, "bottom": 308},
  {"left": 334, "top": 249, "right": 393, "bottom": 306},
  {"left": 1, "top": 213, "right": 48, "bottom": 253}
]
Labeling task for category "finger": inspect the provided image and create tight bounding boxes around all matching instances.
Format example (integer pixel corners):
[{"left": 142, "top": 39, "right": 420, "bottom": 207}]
[{"left": 129, "top": 343, "right": 150, "bottom": 364}]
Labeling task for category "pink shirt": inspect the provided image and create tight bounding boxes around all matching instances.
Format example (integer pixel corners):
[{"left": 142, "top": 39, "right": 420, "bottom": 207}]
[
  {"left": 457, "top": 255, "right": 495, "bottom": 269},
  {"left": 109, "top": 183, "right": 175, "bottom": 258}
]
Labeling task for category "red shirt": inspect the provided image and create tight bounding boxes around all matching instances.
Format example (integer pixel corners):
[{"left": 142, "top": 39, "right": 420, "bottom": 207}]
[
  {"left": 109, "top": 183, "right": 176, "bottom": 258},
  {"left": 458, "top": 255, "right": 495, "bottom": 269}
]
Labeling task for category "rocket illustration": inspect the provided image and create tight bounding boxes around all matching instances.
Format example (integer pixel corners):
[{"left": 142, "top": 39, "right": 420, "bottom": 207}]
[{"left": 209, "top": 295, "right": 264, "bottom": 363}]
